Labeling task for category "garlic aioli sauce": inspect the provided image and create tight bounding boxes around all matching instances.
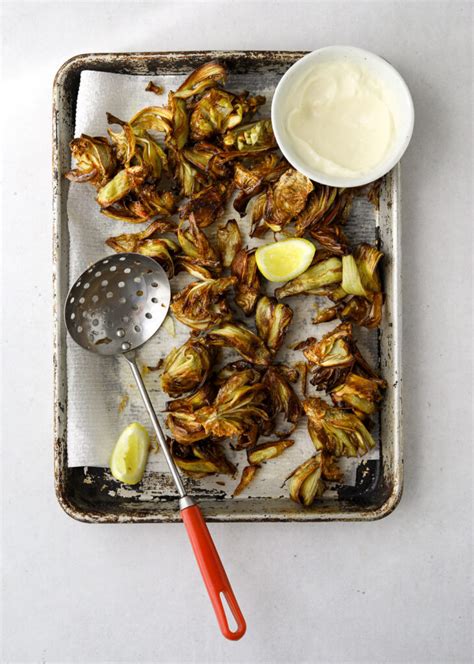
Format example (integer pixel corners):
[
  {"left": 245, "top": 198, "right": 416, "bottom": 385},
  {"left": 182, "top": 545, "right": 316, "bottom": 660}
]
[{"left": 286, "top": 60, "right": 396, "bottom": 177}]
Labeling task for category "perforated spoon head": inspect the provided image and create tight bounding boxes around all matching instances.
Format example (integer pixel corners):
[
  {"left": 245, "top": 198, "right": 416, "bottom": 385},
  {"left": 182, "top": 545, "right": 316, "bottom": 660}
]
[{"left": 64, "top": 253, "right": 171, "bottom": 356}]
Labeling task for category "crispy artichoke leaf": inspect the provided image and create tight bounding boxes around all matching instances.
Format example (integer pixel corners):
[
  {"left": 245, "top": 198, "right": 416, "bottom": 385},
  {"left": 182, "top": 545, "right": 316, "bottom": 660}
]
[
  {"left": 339, "top": 293, "right": 384, "bottom": 329},
  {"left": 165, "top": 410, "right": 208, "bottom": 445},
  {"left": 166, "top": 383, "right": 215, "bottom": 412},
  {"left": 233, "top": 154, "right": 289, "bottom": 215},
  {"left": 161, "top": 338, "right": 214, "bottom": 397},
  {"left": 354, "top": 243, "right": 383, "bottom": 293},
  {"left": 287, "top": 456, "right": 325, "bottom": 506},
  {"left": 96, "top": 166, "right": 147, "bottom": 208},
  {"left": 105, "top": 217, "right": 177, "bottom": 252},
  {"left": 134, "top": 130, "right": 167, "bottom": 178},
  {"left": 255, "top": 296, "right": 293, "bottom": 353},
  {"left": 214, "top": 361, "right": 260, "bottom": 386},
  {"left": 179, "top": 183, "right": 230, "bottom": 229},
  {"left": 171, "top": 441, "right": 235, "bottom": 476},
  {"left": 330, "top": 373, "right": 384, "bottom": 416},
  {"left": 275, "top": 257, "right": 342, "bottom": 299},
  {"left": 177, "top": 215, "right": 219, "bottom": 263},
  {"left": 174, "top": 256, "right": 215, "bottom": 281},
  {"left": 263, "top": 366, "right": 302, "bottom": 423},
  {"left": 294, "top": 186, "right": 339, "bottom": 236},
  {"left": 190, "top": 89, "right": 243, "bottom": 141},
  {"left": 231, "top": 248, "right": 260, "bottom": 315},
  {"left": 303, "top": 322, "right": 354, "bottom": 368},
  {"left": 216, "top": 219, "right": 243, "bottom": 267},
  {"left": 106, "top": 113, "right": 137, "bottom": 168},
  {"left": 170, "top": 276, "right": 236, "bottom": 330},
  {"left": 196, "top": 371, "right": 269, "bottom": 439},
  {"left": 341, "top": 254, "right": 369, "bottom": 297},
  {"left": 303, "top": 397, "right": 375, "bottom": 457},
  {"left": 66, "top": 135, "right": 117, "bottom": 188},
  {"left": 208, "top": 322, "right": 272, "bottom": 366},
  {"left": 174, "top": 61, "right": 227, "bottom": 99},
  {"left": 232, "top": 465, "right": 259, "bottom": 496},
  {"left": 264, "top": 169, "right": 314, "bottom": 232},
  {"left": 247, "top": 439, "right": 294, "bottom": 465},
  {"left": 223, "top": 120, "right": 276, "bottom": 152},
  {"left": 129, "top": 106, "right": 173, "bottom": 134},
  {"left": 172, "top": 150, "right": 209, "bottom": 197},
  {"left": 342, "top": 244, "right": 383, "bottom": 298}
]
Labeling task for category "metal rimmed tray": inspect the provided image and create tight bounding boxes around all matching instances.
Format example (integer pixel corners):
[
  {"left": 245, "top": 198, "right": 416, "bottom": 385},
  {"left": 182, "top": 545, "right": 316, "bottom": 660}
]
[{"left": 53, "top": 51, "right": 402, "bottom": 523}]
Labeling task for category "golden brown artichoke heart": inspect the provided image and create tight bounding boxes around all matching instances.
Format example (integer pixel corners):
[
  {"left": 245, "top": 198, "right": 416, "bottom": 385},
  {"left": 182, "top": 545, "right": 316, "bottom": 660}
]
[
  {"left": 170, "top": 276, "right": 236, "bottom": 331},
  {"left": 303, "top": 397, "right": 375, "bottom": 457},
  {"left": 208, "top": 322, "right": 272, "bottom": 366},
  {"left": 247, "top": 439, "right": 294, "bottom": 465},
  {"left": 161, "top": 338, "right": 214, "bottom": 397},
  {"left": 275, "top": 257, "right": 342, "bottom": 299},
  {"left": 255, "top": 296, "right": 293, "bottom": 353},
  {"left": 231, "top": 247, "right": 260, "bottom": 315},
  {"left": 216, "top": 219, "right": 243, "bottom": 267},
  {"left": 66, "top": 135, "right": 117, "bottom": 188},
  {"left": 262, "top": 366, "right": 302, "bottom": 423},
  {"left": 287, "top": 456, "right": 325, "bottom": 506},
  {"left": 196, "top": 371, "right": 269, "bottom": 439},
  {"left": 264, "top": 169, "right": 314, "bottom": 232}
]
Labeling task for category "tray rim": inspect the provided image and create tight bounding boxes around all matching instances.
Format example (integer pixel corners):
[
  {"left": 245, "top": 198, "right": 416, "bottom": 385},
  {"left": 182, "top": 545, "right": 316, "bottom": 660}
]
[{"left": 52, "top": 50, "right": 403, "bottom": 523}]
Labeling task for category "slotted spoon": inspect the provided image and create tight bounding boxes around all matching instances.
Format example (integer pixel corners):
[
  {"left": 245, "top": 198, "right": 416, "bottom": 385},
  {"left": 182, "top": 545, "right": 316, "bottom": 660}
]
[{"left": 65, "top": 252, "right": 246, "bottom": 640}]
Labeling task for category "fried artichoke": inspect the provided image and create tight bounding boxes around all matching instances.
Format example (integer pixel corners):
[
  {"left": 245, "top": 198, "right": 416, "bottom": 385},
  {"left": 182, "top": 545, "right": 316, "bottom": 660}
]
[
  {"left": 196, "top": 370, "right": 269, "bottom": 439},
  {"left": 161, "top": 338, "right": 214, "bottom": 397},
  {"left": 178, "top": 182, "right": 230, "bottom": 229},
  {"left": 165, "top": 409, "right": 208, "bottom": 445},
  {"left": 330, "top": 373, "right": 384, "bottom": 416},
  {"left": 106, "top": 221, "right": 179, "bottom": 275},
  {"left": 342, "top": 244, "right": 383, "bottom": 298},
  {"left": 170, "top": 276, "right": 236, "bottom": 330},
  {"left": 171, "top": 441, "right": 235, "bottom": 476},
  {"left": 232, "top": 465, "right": 259, "bottom": 496},
  {"left": 247, "top": 439, "right": 294, "bottom": 465},
  {"left": 216, "top": 219, "right": 243, "bottom": 267},
  {"left": 303, "top": 397, "right": 375, "bottom": 457},
  {"left": 208, "top": 322, "right": 272, "bottom": 366},
  {"left": 301, "top": 323, "right": 354, "bottom": 391},
  {"left": 275, "top": 256, "right": 342, "bottom": 299},
  {"left": 255, "top": 296, "right": 293, "bottom": 353},
  {"left": 264, "top": 169, "right": 314, "bottom": 232},
  {"left": 96, "top": 166, "right": 147, "bottom": 208},
  {"left": 233, "top": 155, "right": 289, "bottom": 215},
  {"left": 177, "top": 215, "right": 220, "bottom": 265},
  {"left": 174, "top": 61, "right": 227, "bottom": 99},
  {"left": 287, "top": 456, "right": 325, "bottom": 506},
  {"left": 190, "top": 89, "right": 265, "bottom": 141},
  {"left": 262, "top": 366, "right": 302, "bottom": 424},
  {"left": 223, "top": 120, "right": 276, "bottom": 153},
  {"left": 66, "top": 135, "right": 116, "bottom": 188},
  {"left": 231, "top": 248, "right": 260, "bottom": 315}
]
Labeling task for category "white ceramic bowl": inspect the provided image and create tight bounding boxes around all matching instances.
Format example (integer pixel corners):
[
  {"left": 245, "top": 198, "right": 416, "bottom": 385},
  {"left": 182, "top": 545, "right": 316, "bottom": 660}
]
[{"left": 271, "top": 46, "right": 414, "bottom": 187}]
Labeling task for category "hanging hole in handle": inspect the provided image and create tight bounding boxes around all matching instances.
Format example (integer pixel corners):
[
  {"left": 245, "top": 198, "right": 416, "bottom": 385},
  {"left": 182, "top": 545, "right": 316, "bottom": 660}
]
[{"left": 219, "top": 591, "right": 239, "bottom": 634}]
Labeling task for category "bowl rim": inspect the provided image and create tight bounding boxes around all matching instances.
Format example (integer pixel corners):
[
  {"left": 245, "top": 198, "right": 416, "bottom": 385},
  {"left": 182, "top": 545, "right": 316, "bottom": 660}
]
[{"left": 271, "top": 45, "right": 415, "bottom": 187}]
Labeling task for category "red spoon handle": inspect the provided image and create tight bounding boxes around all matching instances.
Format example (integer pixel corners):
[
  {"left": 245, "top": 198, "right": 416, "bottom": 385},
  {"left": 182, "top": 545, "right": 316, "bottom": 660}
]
[{"left": 180, "top": 503, "right": 246, "bottom": 640}]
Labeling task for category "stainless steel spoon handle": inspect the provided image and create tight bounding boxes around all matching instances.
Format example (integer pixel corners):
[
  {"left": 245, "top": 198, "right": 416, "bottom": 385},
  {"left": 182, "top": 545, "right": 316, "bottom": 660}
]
[{"left": 124, "top": 354, "right": 187, "bottom": 498}]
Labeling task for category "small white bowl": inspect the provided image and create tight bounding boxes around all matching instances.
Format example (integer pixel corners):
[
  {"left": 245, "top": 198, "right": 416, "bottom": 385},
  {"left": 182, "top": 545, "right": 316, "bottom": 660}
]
[{"left": 271, "top": 46, "right": 414, "bottom": 187}]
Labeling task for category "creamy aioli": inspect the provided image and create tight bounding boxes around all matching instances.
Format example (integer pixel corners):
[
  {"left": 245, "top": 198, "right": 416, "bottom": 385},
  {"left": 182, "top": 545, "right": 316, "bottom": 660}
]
[{"left": 286, "top": 60, "right": 396, "bottom": 177}]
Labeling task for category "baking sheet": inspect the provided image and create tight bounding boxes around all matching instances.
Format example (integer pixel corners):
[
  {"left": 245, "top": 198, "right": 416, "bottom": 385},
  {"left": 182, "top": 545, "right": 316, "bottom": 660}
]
[{"left": 53, "top": 52, "right": 402, "bottom": 522}]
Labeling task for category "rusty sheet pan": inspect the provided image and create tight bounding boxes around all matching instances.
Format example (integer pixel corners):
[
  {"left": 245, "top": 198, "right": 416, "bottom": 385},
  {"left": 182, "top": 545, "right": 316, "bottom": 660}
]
[{"left": 53, "top": 51, "right": 402, "bottom": 522}]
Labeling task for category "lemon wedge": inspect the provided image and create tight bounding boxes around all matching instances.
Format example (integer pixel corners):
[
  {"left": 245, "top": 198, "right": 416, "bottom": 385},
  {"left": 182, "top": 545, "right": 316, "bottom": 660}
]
[
  {"left": 110, "top": 422, "right": 150, "bottom": 485},
  {"left": 255, "top": 238, "right": 316, "bottom": 282}
]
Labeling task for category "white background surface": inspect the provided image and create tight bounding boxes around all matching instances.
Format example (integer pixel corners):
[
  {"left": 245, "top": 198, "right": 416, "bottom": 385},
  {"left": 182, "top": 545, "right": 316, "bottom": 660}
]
[{"left": 1, "top": 1, "right": 472, "bottom": 662}]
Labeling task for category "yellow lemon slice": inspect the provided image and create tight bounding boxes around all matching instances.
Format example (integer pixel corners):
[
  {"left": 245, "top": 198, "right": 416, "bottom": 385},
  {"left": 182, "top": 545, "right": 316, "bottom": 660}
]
[
  {"left": 110, "top": 422, "right": 150, "bottom": 485},
  {"left": 255, "top": 238, "right": 316, "bottom": 282}
]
